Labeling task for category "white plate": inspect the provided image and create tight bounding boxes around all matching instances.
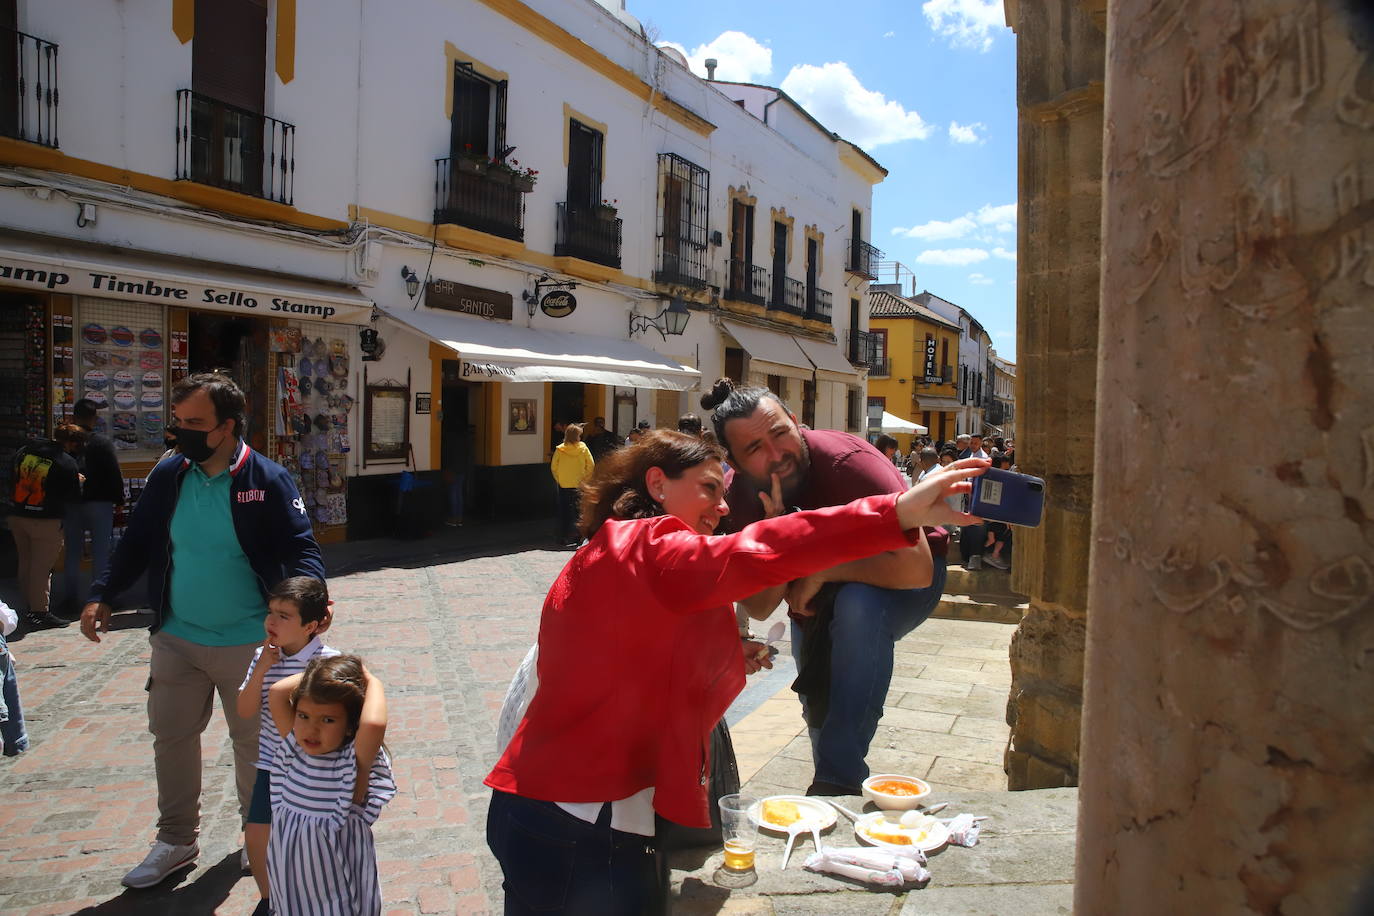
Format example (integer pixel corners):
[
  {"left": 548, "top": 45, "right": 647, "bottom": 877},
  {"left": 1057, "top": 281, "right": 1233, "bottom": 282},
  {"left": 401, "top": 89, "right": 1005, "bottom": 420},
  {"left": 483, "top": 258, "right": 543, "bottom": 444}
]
[
  {"left": 748, "top": 795, "right": 838, "bottom": 834},
  {"left": 854, "top": 811, "right": 950, "bottom": 852}
]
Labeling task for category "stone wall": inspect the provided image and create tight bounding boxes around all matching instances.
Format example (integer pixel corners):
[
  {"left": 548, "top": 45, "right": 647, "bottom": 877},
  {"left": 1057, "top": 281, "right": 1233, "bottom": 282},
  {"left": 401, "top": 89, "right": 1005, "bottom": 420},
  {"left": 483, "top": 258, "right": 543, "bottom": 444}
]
[
  {"left": 1078, "top": 0, "right": 1374, "bottom": 910},
  {"left": 1004, "top": 0, "right": 1105, "bottom": 790}
]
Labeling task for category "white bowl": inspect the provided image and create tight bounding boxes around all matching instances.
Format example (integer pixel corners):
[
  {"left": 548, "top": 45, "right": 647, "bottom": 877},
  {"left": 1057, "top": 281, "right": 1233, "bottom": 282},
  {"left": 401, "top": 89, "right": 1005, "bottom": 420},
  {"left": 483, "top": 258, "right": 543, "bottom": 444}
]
[{"left": 861, "top": 773, "right": 932, "bottom": 810}]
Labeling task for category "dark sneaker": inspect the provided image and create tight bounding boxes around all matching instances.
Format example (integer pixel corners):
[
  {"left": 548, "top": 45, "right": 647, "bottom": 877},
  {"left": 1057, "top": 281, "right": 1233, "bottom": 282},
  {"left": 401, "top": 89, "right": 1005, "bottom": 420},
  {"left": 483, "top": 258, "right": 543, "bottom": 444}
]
[
  {"left": 25, "top": 612, "right": 71, "bottom": 630},
  {"left": 806, "top": 779, "right": 863, "bottom": 797}
]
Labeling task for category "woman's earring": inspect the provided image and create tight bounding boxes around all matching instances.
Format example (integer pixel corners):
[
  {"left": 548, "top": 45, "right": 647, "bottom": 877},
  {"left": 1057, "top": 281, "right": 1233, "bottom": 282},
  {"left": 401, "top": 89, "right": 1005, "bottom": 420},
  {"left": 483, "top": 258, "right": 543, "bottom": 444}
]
[{"left": 657, "top": 493, "right": 665, "bottom": 500}]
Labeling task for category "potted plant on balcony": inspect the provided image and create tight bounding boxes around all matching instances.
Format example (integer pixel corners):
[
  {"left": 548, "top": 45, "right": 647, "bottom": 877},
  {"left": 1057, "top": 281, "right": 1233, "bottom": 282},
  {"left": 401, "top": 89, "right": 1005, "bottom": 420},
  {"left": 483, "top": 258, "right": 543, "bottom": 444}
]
[
  {"left": 485, "top": 158, "right": 538, "bottom": 192},
  {"left": 455, "top": 143, "right": 487, "bottom": 175},
  {"left": 594, "top": 199, "right": 619, "bottom": 222}
]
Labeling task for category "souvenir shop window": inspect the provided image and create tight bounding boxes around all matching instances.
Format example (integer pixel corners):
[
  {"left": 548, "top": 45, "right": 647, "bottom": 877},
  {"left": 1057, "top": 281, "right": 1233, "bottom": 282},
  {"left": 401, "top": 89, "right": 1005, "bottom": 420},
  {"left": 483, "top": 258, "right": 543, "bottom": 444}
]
[
  {"left": 270, "top": 323, "right": 355, "bottom": 529},
  {"left": 76, "top": 299, "right": 167, "bottom": 458}
]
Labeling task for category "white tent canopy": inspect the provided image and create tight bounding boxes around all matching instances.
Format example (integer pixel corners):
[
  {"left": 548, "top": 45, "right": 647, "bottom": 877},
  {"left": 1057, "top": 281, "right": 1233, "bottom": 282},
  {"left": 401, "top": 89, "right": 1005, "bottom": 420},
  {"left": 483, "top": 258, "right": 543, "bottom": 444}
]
[{"left": 880, "top": 412, "right": 928, "bottom": 435}]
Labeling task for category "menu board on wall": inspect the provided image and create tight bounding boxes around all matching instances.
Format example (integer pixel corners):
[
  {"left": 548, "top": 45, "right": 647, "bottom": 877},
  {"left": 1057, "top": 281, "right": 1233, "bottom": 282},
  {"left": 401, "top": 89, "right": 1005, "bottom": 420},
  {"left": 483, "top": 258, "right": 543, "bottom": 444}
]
[{"left": 364, "top": 384, "right": 408, "bottom": 462}]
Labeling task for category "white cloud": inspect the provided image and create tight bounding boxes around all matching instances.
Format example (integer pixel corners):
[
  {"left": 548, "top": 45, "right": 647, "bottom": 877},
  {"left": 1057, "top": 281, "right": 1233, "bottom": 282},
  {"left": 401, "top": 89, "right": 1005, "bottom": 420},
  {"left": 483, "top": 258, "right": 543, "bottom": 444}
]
[
  {"left": 968, "top": 272, "right": 995, "bottom": 285},
  {"left": 948, "top": 120, "right": 985, "bottom": 144},
  {"left": 922, "top": 0, "right": 1005, "bottom": 52},
  {"left": 992, "top": 246, "right": 1017, "bottom": 261},
  {"left": 892, "top": 202, "right": 1015, "bottom": 240},
  {"left": 780, "top": 61, "right": 932, "bottom": 148},
  {"left": 657, "top": 31, "right": 773, "bottom": 82},
  {"left": 883, "top": 30, "right": 896, "bottom": 38},
  {"left": 916, "top": 248, "right": 990, "bottom": 266}
]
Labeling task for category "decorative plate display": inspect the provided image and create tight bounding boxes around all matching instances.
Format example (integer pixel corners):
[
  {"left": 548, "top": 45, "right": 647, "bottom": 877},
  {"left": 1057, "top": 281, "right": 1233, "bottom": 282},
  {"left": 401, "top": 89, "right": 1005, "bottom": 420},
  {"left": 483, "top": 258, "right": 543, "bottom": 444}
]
[
  {"left": 111, "top": 390, "right": 137, "bottom": 410},
  {"left": 82, "top": 323, "right": 107, "bottom": 345},
  {"left": 748, "top": 796, "right": 838, "bottom": 834},
  {"left": 142, "top": 371, "right": 163, "bottom": 389},
  {"left": 141, "top": 412, "right": 164, "bottom": 435},
  {"left": 83, "top": 369, "right": 109, "bottom": 391},
  {"left": 111, "top": 369, "right": 135, "bottom": 390},
  {"left": 109, "top": 326, "right": 136, "bottom": 347},
  {"left": 82, "top": 350, "right": 110, "bottom": 368},
  {"left": 140, "top": 328, "right": 162, "bottom": 349},
  {"left": 112, "top": 411, "right": 137, "bottom": 431},
  {"left": 140, "top": 351, "right": 164, "bottom": 370},
  {"left": 83, "top": 390, "right": 108, "bottom": 409},
  {"left": 140, "top": 391, "right": 163, "bottom": 408},
  {"left": 113, "top": 431, "right": 138, "bottom": 450},
  {"left": 109, "top": 351, "right": 134, "bottom": 368}
]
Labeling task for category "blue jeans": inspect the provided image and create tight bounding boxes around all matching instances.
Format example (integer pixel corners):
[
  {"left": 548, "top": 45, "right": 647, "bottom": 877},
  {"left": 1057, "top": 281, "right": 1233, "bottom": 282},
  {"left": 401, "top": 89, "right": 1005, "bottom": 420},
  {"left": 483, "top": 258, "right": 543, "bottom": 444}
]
[
  {"left": 0, "top": 637, "right": 28, "bottom": 756},
  {"left": 792, "top": 555, "right": 947, "bottom": 790},
  {"left": 62, "top": 501, "right": 114, "bottom": 608}
]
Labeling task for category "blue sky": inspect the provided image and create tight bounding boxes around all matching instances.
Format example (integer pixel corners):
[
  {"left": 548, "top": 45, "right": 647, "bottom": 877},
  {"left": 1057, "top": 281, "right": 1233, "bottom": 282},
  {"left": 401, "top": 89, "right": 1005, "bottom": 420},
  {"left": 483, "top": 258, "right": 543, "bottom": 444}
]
[{"left": 630, "top": 0, "right": 1018, "bottom": 359}]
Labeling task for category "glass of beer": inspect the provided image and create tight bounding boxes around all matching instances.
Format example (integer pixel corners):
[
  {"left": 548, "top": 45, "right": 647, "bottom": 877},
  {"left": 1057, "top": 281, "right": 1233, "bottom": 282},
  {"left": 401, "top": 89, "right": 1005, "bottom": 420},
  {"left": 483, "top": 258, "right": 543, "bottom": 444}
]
[{"left": 714, "top": 794, "right": 760, "bottom": 887}]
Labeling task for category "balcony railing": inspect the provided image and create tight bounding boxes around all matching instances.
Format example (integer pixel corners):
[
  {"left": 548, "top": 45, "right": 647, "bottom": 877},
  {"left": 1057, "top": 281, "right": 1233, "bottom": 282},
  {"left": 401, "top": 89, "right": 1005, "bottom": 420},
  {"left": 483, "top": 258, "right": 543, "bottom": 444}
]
[
  {"left": 1, "top": 26, "right": 58, "bottom": 148},
  {"left": 806, "top": 287, "right": 832, "bottom": 323},
  {"left": 847, "top": 329, "right": 876, "bottom": 367},
  {"left": 655, "top": 238, "right": 710, "bottom": 288},
  {"left": 434, "top": 157, "right": 525, "bottom": 241},
  {"left": 771, "top": 276, "right": 805, "bottom": 316},
  {"left": 726, "top": 259, "right": 768, "bottom": 305},
  {"left": 555, "top": 202, "right": 622, "bottom": 268},
  {"left": 176, "top": 90, "right": 293, "bottom": 204},
  {"left": 869, "top": 357, "right": 891, "bottom": 377},
  {"left": 847, "top": 238, "right": 882, "bottom": 279}
]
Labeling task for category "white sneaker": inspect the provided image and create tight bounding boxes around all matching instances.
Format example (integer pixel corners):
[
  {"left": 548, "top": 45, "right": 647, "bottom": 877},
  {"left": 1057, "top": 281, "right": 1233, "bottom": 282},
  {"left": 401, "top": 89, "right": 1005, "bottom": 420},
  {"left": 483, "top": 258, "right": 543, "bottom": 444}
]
[
  {"left": 241, "top": 846, "right": 251, "bottom": 873},
  {"left": 967, "top": 555, "right": 983, "bottom": 570},
  {"left": 121, "top": 840, "right": 199, "bottom": 888}
]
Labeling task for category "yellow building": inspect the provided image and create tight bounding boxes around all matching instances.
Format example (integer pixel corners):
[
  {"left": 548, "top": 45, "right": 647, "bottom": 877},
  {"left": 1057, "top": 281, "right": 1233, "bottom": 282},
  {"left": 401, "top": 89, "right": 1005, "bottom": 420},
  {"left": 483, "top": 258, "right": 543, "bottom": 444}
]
[{"left": 868, "top": 288, "right": 962, "bottom": 451}]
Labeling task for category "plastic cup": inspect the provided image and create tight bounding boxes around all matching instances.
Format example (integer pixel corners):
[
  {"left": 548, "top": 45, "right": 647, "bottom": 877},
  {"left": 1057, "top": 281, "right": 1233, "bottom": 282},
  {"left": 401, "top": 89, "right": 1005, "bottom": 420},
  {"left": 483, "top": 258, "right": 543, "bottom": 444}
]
[{"left": 714, "top": 794, "right": 759, "bottom": 888}]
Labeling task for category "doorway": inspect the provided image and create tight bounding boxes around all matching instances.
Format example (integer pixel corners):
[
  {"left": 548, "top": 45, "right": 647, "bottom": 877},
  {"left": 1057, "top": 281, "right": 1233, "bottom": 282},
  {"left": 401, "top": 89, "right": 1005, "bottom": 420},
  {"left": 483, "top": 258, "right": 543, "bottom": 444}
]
[
  {"left": 440, "top": 362, "right": 475, "bottom": 525},
  {"left": 187, "top": 312, "right": 269, "bottom": 451},
  {"left": 549, "top": 381, "right": 586, "bottom": 455}
]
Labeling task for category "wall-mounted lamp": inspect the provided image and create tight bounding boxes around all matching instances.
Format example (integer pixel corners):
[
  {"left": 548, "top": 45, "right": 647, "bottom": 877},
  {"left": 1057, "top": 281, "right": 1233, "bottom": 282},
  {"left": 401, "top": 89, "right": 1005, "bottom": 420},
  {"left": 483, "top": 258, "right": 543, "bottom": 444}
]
[
  {"left": 400, "top": 266, "right": 421, "bottom": 299},
  {"left": 629, "top": 297, "right": 691, "bottom": 339}
]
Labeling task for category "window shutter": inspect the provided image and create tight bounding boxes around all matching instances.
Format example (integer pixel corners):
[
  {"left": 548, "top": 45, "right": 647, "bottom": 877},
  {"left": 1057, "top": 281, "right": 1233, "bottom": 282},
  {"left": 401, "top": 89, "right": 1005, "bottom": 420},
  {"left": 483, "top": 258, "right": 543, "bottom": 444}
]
[
  {"left": 192, "top": 0, "right": 267, "bottom": 113},
  {"left": 494, "top": 80, "right": 508, "bottom": 157}
]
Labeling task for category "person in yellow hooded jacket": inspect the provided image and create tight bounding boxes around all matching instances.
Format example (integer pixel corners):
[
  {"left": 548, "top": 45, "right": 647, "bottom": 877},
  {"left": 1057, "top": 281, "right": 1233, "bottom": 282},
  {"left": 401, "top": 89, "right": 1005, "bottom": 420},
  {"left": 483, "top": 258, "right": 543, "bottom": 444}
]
[{"left": 551, "top": 423, "right": 596, "bottom": 546}]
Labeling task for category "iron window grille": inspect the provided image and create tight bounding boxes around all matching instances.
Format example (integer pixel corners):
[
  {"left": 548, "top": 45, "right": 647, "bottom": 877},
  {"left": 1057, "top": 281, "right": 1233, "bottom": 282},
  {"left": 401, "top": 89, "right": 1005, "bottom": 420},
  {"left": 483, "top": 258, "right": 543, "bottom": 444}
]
[
  {"left": 0, "top": 25, "right": 58, "bottom": 148},
  {"left": 654, "top": 153, "right": 710, "bottom": 288}
]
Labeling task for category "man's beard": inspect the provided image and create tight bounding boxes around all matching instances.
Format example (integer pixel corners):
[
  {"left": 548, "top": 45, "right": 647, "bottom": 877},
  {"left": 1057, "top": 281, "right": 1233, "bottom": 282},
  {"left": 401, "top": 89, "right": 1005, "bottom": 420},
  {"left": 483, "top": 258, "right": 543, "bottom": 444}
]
[{"left": 754, "top": 435, "right": 811, "bottom": 502}]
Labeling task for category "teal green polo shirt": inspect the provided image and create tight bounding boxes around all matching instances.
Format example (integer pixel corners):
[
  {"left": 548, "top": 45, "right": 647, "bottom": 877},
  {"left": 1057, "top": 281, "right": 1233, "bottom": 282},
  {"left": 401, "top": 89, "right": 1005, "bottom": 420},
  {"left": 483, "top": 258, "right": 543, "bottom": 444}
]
[{"left": 162, "top": 461, "right": 267, "bottom": 646}]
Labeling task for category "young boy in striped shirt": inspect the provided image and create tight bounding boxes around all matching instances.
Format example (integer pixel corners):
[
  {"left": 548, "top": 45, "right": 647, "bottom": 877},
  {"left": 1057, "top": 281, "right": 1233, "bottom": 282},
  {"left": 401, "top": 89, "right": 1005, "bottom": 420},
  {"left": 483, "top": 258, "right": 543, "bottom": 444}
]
[{"left": 236, "top": 576, "right": 338, "bottom": 915}]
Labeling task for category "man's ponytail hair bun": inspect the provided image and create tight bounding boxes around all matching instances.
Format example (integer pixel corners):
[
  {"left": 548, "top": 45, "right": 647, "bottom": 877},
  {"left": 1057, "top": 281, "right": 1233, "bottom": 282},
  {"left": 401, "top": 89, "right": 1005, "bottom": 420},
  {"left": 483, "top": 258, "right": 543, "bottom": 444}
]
[{"left": 700, "top": 377, "right": 735, "bottom": 411}]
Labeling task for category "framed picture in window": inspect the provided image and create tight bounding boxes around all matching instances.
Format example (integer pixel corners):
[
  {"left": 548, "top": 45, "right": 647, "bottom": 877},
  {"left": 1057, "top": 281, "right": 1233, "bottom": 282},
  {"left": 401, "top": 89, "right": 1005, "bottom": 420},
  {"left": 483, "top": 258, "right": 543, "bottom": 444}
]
[{"left": 508, "top": 398, "right": 536, "bottom": 435}]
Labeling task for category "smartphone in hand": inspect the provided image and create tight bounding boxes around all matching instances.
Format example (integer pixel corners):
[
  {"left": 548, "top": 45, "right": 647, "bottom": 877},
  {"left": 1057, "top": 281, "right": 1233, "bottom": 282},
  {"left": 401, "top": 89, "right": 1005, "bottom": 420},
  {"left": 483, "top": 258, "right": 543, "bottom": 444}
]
[{"left": 965, "top": 467, "right": 1045, "bottom": 527}]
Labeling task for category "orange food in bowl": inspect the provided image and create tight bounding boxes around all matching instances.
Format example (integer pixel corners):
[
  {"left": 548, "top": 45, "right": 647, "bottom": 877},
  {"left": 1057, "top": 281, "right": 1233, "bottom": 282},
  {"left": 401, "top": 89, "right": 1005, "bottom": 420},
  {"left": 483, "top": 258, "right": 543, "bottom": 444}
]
[{"left": 870, "top": 779, "right": 920, "bottom": 796}]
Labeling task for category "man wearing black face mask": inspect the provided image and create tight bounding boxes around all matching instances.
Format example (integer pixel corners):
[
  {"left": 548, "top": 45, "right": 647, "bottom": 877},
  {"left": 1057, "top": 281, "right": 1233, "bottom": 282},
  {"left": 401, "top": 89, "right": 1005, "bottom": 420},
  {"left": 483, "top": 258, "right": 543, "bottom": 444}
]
[{"left": 80, "top": 372, "right": 323, "bottom": 890}]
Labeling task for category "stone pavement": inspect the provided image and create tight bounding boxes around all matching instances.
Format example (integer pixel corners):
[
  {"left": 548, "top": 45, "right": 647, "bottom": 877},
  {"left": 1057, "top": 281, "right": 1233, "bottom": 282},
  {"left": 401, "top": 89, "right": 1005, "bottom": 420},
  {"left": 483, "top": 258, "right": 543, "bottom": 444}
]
[{"left": 0, "top": 529, "right": 1074, "bottom": 915}]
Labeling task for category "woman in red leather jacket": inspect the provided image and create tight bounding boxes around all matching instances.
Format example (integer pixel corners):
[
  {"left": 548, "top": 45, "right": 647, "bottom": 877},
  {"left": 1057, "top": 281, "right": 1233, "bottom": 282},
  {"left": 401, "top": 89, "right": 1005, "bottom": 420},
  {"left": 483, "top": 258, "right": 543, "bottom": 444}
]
[{"left": 485, "top": 431, "right": 987, "bottom": 914}]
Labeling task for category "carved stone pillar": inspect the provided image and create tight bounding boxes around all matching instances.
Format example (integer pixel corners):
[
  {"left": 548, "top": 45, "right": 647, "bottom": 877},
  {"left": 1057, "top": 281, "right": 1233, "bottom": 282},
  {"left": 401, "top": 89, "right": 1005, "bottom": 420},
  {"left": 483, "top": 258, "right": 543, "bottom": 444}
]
[
  {"left": 1004, "top": 0, "right": 1105, "bottom": 790},
  {"left": 1079, "top": 1, "right": 1374, "bottom": 911}
]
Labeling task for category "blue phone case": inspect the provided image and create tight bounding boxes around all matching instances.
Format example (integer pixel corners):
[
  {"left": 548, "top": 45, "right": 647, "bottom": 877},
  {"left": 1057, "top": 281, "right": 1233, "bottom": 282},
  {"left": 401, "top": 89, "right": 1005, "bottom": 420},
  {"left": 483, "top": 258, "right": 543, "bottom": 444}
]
[{"left": 967, "top": 467, "right": 1045, "bottom": 527}]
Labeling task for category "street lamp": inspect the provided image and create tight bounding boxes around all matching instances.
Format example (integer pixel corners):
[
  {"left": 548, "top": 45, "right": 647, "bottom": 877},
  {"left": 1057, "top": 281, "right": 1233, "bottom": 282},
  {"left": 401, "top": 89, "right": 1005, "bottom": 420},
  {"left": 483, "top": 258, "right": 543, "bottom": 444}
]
[
  {"left": 629, "top": 297, "right": 691, "bottom": 339},
  {"left": 400, "top": 266, "right": 421, "bottom": 299}
]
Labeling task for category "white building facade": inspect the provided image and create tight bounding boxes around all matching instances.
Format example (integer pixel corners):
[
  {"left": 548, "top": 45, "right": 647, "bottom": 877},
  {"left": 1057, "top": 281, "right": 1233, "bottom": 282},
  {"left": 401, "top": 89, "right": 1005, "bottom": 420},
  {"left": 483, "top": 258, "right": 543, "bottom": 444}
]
[{"left": 0, "top": 0, "right": 883, "bottom": 536}]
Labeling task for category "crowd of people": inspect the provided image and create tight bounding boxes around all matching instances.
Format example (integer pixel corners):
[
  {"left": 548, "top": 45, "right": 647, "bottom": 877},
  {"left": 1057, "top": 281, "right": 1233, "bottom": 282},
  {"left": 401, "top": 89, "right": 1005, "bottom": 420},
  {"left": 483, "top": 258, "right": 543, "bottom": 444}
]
[{"left": 5, "top": 371, "right": 999, "bottom": 914}]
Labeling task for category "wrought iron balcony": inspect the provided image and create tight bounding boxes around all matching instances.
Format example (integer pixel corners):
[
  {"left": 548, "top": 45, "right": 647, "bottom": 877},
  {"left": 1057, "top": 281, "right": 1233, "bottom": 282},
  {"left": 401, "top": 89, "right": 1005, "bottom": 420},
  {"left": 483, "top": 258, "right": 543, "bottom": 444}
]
[
  {"left": 176, "top": 90, "right": 294, "bottom": 204},
  {"left": 806, "top": 286, "right": 832, "bottom": 323},
  {"left": 847, "top": 238, "right": 882, "bottom": 280},
  {"left": 726, "top": 259, "right": 768, "bottom": 305},
  {"left": 434, "top": 157, "right": 525, "bottom": 241},
  {"left": 654, "top": 239, "right": 710, "bottom": 288},
  {"left": 770, "top": 276, "right": 806, "bottom": 316},
  {"left": 555, "top": 202, "right": 622, "bottom": 268},
  {"left": 869, "top": 357, "right": 891, "bottom": 377},
  {"left": 1, "top": 26, "right": 58, "bottom": 148},
  {"left": 847, "top": 329, "right": 876, "bottom": 367}
]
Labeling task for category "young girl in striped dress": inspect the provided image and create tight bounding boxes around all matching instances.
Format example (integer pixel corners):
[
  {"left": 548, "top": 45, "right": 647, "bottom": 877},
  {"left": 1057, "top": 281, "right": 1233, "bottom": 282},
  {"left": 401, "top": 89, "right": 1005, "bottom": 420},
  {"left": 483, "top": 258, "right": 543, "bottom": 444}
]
[{"left": 267, "top": 655, "right": 394, "bottom": 916}]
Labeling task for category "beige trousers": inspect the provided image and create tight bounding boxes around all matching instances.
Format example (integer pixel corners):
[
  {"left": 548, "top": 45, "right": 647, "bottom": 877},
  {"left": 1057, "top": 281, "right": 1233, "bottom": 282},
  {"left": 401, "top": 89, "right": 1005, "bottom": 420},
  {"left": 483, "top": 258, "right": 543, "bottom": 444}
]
[
  {"left": 9, "top": 516, "right": 63, "bottom": 616},
  {"left": 146, "top": 630, "right": 260, "bottom": 846}
]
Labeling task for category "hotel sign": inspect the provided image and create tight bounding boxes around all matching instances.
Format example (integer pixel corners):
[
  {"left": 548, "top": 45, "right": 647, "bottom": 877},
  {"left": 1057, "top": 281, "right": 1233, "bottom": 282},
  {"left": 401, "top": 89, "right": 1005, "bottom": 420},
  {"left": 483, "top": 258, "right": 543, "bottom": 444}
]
[
  {"left": 923, "top": 335, "right": 941, "bottom": 384},
  {"left": 427, "top": 279, "right": 513, "bottom": 321}
]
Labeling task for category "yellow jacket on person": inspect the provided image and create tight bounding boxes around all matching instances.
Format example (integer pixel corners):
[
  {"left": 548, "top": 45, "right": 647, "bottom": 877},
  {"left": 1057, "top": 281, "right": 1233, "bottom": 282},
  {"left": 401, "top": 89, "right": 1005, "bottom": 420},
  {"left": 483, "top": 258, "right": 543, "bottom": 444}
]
[{"left": 550, "top": 442, "right": 595, "bottom": 488}]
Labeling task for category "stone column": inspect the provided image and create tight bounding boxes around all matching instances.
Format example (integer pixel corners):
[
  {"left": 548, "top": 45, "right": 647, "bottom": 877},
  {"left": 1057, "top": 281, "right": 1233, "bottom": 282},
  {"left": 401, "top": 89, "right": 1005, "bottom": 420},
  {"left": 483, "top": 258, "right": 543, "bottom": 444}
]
[
  {"left": 1079, "top": 1, "right": 1374, "bottom": 911},
  {"left": 1004, "top": 0, "right": 1105, "bottom": 790}
]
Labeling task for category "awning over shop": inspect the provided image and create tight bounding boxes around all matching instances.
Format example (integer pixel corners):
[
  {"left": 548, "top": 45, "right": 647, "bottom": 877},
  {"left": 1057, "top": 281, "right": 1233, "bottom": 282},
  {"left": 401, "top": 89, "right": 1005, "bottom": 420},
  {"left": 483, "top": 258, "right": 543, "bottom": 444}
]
[
  {"left": 791, "top": 335, "right": 859, "bottom": 382},
  {"left": 382, "top": 306, "right": 700, "bottom": 390},
  {"left": 0, "top": 234, "right": 375, "bottom": 324},
  {"left": 914, "top": 395, "right": 963, "bottom": 411},
  {"left": 720, "top": 320, "right": 813, "bottom": 380},
  {"left": 881, "top": 412, "right": 928, "bottom": 435}
]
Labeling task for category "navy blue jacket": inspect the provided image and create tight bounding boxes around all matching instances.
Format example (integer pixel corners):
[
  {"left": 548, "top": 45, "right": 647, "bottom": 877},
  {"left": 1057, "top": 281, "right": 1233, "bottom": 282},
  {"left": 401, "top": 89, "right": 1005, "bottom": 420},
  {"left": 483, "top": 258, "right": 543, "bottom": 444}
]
[{"left": 88, "top": 442, "right": 324, "bottom": 632}]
